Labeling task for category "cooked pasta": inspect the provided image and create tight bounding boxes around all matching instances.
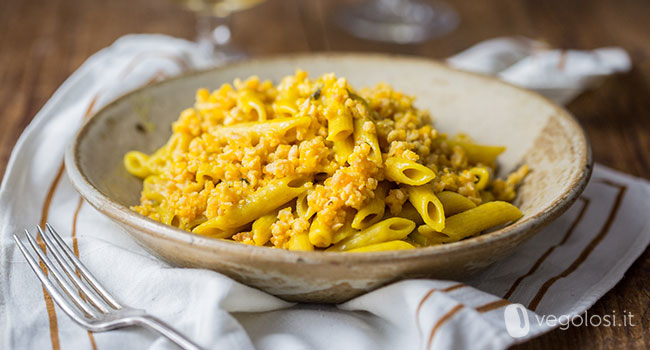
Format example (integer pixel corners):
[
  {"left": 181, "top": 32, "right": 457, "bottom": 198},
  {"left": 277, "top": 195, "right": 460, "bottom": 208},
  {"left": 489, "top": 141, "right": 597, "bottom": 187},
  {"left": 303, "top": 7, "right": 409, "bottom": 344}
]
[{"left": 124, "top": 71, "right": 529, "bottom": 251}]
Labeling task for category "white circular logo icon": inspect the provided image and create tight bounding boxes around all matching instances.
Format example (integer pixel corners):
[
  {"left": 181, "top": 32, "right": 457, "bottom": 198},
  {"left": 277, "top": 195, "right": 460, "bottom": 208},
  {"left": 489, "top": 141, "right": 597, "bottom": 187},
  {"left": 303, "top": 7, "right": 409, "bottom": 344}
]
[{"left": 504, "top": 303, "right": 530, "bottom": 338}]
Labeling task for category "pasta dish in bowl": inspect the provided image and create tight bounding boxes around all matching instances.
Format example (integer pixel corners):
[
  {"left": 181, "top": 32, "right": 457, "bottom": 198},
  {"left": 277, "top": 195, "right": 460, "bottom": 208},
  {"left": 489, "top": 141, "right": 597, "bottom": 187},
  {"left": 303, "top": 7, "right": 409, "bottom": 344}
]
[
  {"left": 66, "top": 54, "right": 591, "bottom": 303},
  {"left": 123, "top": 71, "right": 529, "bottom": 252}
]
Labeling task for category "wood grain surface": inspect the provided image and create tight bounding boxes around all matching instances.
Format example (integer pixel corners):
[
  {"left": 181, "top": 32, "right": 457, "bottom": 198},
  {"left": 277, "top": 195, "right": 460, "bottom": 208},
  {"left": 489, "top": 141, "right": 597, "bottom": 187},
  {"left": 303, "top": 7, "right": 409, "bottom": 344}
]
[{"left": 0, "top": 0, "right": 647, "bottom": 348}]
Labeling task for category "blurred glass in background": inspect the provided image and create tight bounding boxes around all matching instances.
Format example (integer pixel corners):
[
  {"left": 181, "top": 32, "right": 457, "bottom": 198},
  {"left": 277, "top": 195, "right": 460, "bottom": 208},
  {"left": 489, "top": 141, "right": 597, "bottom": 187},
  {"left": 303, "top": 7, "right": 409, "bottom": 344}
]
[
  {"left": 173, "top": 0, "right": 266, "bottom": 61},
  {"left": 336, "top": 0, "right": 459, "bottom": 44}
]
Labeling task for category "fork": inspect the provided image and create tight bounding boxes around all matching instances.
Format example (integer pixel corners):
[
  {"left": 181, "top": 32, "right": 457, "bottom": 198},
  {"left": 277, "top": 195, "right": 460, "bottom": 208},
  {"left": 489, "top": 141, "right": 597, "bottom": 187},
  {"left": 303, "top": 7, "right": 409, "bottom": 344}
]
[{"left": 13, "top": 223, "right": 203, "bottom": 350}]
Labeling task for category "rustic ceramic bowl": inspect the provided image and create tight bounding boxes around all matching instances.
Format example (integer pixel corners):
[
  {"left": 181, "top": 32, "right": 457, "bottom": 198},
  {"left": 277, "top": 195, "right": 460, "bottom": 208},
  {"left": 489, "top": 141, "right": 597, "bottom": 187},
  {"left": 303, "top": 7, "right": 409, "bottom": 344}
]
[{"left": 65, "top": 53, "right": 592, "bottom": 303}]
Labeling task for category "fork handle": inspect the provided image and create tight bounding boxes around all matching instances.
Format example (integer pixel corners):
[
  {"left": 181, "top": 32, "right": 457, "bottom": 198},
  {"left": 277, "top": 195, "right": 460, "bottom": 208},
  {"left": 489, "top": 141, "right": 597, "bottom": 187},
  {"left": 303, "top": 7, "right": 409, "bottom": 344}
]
[{"left": 135, "top": 315, "right": 204, "bottom": 350}]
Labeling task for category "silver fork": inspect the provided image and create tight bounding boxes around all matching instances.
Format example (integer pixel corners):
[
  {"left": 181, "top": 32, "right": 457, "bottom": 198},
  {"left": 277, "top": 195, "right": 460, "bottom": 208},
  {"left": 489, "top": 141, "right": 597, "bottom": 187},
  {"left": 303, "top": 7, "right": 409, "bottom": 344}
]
[{"left": 13, "top": 223, "right": 203, "bottom": 350}]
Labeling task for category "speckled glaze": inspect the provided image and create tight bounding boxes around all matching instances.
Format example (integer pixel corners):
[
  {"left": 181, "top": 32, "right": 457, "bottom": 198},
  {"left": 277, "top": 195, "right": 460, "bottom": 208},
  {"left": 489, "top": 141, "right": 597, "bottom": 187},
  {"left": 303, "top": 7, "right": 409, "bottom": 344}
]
[{"left": 65, "top": 53, "right": 592, "bottom": 303}]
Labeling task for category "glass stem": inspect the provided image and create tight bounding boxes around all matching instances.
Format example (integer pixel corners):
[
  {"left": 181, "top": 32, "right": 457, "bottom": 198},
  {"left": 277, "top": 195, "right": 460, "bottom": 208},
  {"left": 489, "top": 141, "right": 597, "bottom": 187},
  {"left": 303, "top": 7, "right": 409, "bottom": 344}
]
[{"left": 196, "top": 15, "right": 232, "bottom": 57}]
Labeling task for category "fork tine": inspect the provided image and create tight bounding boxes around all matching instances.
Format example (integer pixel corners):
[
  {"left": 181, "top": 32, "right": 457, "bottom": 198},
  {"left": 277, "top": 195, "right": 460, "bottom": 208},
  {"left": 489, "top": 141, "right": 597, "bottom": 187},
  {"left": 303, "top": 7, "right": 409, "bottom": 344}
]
[
  {"left": 22, "top": 228, "right": 99, "bottom": 318},
  {"left": 45, "top": 223, "right": 122, "bottom": 309},
  {"left": 13, "top": 233, "right": 92, "bottom": 327},
  {"left": 38, "top": 226, "right": 111, "bottom": 313}
]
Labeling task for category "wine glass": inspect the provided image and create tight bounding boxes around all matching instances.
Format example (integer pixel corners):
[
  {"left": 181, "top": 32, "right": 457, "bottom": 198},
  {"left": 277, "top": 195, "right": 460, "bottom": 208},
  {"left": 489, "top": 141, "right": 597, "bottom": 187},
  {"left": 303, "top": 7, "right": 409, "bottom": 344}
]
[
  {"left": 174, "top": 0, "right": 266, "bottom": 62},
  {"left": 335, "top": 0, "right": 459, "bottom": 44}
]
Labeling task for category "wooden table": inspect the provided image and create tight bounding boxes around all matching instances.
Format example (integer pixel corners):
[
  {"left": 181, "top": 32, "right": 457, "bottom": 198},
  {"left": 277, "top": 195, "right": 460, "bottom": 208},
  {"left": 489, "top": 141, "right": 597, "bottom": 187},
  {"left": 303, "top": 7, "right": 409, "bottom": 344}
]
[{"left": 1, "top": 0, "right": 648, "bottom": 348}]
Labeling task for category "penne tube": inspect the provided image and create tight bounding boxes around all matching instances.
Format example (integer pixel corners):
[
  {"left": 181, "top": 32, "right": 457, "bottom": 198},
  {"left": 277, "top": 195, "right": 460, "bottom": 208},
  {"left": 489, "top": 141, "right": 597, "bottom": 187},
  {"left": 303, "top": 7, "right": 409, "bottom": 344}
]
[
  {"left": 187, "top": 215, "right": 208, "bottom": 230},
  {"left": 288, "top": 232, "right": 315, "bottom": 251},
  {"left": 381, "top": 200, "right": 422, "bottom": 224},
  {"left": 442, "top": 201, "right": 523, "bottom": 241},
  {"left": 446, "top": 139, "right": 506, "bottom": 166},
  {"left": 437, "top": 191, "right": 477, "bottom": 216},
  {"left": 238, "top": 91, "right": 267, "bottom": 121},
  {"left": 252, "top": 212, "right": 277, "bottom": 246},
  {"left": 347, "top": 240, "right": 415, "bottom": 252},
  {"left": 353, "top": 117, "right": 382, "bottom": 164},
  {"left": 352, "top": 184, "right": 388, "bottom": 230},
  {"left": 309, "top": 215, "right": 333, "bottom": 248},
  {"left": 468, "top": 167, "right": 490, "bottom": 190},
  {"left": 409, "top": 230, "right": 447, "bottom": 247},
  {"left": 192, "top": 225, "right": 242, "bottom": 239},
  {"left": 211, "top": 116, "right": 311, "bottom": 140},
  {"left": 195, "top": 163, "right": 219, "bottom": 185},
  {"left": 326, "top": 108, "right": 354, "bottom": 142},
  {"left": 406, "top": 186, "right": 445, "bottom": 232},
  {"left": 332, "top": 135, "right": 355, "bottom": 164},
  {"left": 156, "top": 204, "right": 175, "bottom": 227},
  {"left": 384, "top": 157, "right": 436, "bottom": 186},
  {"left": 273, "top": 100, "right": 298, "bottom": 116},
  {"left": 296, "top": 190, "right": 316, "bottom": 220},
  {"left": 331, "top": 213, "right": 357, "bottom": 244},
  {"left": 417, "top": 225, "right": 453, "bottom": 243},
  {"left": 192, "top": 176, "right": 311, "bottom": 234},
  {"left": 124, "top": 151, "right": 151, "bottom": 178},
  {"left": 326, "top": 217, "right": 415, "bottom": 252}
]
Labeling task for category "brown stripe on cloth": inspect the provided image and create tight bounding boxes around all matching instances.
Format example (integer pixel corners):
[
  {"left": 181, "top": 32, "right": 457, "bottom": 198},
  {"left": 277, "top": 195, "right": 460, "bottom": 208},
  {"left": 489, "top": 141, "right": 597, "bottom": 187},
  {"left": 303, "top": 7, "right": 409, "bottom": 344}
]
[
  {"left": 528, "top": 181, "right": 627, "bottom": 311},
  {"left": 476, "top": 299, "right": 511, "bottom": 313},
  {"left": 71, "top": 197, "right": 98, "bottom": 350},
  {"left": 503, "top": 197, "right": 590, "bottom": 300},
  {"left": 37, "top": 161, "right": 66, "bottom": 350},
  {"left": 426, "top": 304, "right": 464, "bottom": 350},
  {"left": 415, "top": 283, "right": 466, "bottom": 342}
]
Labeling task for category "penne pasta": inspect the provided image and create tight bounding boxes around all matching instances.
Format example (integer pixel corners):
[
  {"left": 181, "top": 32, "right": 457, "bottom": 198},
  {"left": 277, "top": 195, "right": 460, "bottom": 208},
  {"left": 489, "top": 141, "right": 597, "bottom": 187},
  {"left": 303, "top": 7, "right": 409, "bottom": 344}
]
[
  {"left": 409, "top": 230, "right": 446, "bottom": 247},
  {"left": 417, "top": 225, "right": 452, "bottom": 244},
  {"left": 352, "top": 183, "right": 388, "bottom": 230},
  {"left": 288, "top": 232, "right": 315, "bottom": 251},
  {"left": 195, "top": 163, "right": 219, "bottom": 186},
  {"left": 273, "top": 100, "right": 298, "bottom": 116},
  {"left": 142, "top": 178, "right": 165, "bottom": 204},
  {"left": 468, "top": 167, "right": 490, "bottom": 190},
  {"left": 347, "top": 240, "right": 415, "bottom": 252},
  {"left": 309, "top": 215, "right": 333, "bottom": 248},
  {"left": 238, "top": 91, "right": 267, "bottom": 121},
  {"left": 326, "top": 218, "right": 415, "bottom": 252},
  {"left": 252, "top": 212, "right": 277, "bottom": 246},
  {"left": 437, "top": 191, "right": 477, "bottom": 216},
  {"left": 386, "top": 202, "right": 425, "bottom": 226},
  {"left": 123, "top": 151, "right": 150, "bottom": 178},
  {"left": 406, "top": 186, "right": 445, "bottom": 232},
  {"left": 326, "top": 107, "right": 354, "bottom": 142},
  {"left": 211, "top": 116, "right": 311, "bottom": 140},
  {"left": 446, "top": 139, "right": 506, "bottom": 166},
  {"left": 192, "top": 176, "right": 311, "bottom": 233},
  {"left": 331, "top": 212, "right": 358, "bottom": 244},
  {"left": 332, "top": 135, "right": 355, "bottom": 164},
  {"left": 442, "top": 201, "right": 523, "bottom": 241},
  {"left": 296, "top": 190, "right": 316, "bottom": 220},
  {"left": 353, "top": 117, "right": 382, "bottom": 164},
  {"left": 384, "top": 157, "right": 436, "bottom": 186}
]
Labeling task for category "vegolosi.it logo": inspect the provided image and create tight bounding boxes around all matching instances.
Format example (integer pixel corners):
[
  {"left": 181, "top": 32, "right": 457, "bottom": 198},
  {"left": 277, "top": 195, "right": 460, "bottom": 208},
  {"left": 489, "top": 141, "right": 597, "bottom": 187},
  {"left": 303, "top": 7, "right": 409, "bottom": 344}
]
[
  {"left": 504, "top": 304, "right": 530, "bottom": 338},
  {"left": 503, "top": 303, "right": 636, "bottom": 338}
]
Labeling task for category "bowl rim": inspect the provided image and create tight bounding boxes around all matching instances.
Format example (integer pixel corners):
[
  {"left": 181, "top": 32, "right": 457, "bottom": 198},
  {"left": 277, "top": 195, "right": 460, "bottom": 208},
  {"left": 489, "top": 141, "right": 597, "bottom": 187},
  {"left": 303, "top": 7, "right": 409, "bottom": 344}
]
[{"left": 65, "top": 52, "right": 593, "bottom": 265}]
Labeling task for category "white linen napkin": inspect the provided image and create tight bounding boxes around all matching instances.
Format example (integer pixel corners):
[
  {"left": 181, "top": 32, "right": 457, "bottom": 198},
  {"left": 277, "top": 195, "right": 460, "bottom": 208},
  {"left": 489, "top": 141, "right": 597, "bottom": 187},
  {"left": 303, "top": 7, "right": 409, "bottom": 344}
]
[{"left": 1, "top": 34, "right": 647, "bottom": 350}]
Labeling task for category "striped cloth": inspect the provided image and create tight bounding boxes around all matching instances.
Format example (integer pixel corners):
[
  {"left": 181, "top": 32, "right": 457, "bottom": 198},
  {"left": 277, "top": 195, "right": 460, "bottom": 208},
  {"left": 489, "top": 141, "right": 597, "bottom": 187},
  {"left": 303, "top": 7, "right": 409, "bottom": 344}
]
[{"left": 1, "top": 35, "right": 647, "bottom": 350}]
